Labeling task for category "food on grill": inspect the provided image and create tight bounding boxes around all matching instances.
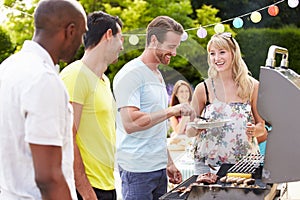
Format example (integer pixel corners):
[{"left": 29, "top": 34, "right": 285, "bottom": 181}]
[
  {"left": 236, "top": 177, "right": 246, "bottom": 184},
  {"left": 220, "top": 176, "right": 227, "bottom": 182},
  {"left": 196, "top": 172, "right": 218, "bottom": 184},
  {"left": 178, "top": 184, "right": 193, "bottom": 197},
  {"left": 173, "top": 186, "right": 186, "bottom": 193},
  {"left": 243, "top": 178, "right": 255, "bottom": 185},
  {"left": 225, "top": 176, "right": 236, "bottom": 183},
  {"left": 220, "top": 175, "right": 256, "bottom": 186},
  {"left": 227, "top": 172, "right": 252, "bottom": 178}
]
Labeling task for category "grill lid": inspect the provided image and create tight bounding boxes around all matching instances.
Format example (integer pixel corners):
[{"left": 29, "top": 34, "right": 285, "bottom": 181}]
[{"left": 257, "top": 45, "right": 300, "bottom": 183}]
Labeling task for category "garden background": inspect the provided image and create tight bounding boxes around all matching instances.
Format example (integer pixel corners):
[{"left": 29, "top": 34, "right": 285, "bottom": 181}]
[{"left": 1, "top": 0, "right": 300, "bottom": 89}]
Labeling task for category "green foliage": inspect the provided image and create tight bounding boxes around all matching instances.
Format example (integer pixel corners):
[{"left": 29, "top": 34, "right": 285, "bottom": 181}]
[
  {"left": 236, "top": 26, "right": 300, "bottom": 79},
  {"left": 103, "top": 0, "right": 150, "bottom": 32},
  {"left": 193, "top": 4, "right": 234, "bottom": 48},
  {"left": 3, "top": 0, "right": 300, "bottom": 88},
  {"left": 102, "top": 0, "right": 203, "bottom": 87},
  {"left": 0, "top": 26, "right": 15, "bottom": 63},
  {"left": 102, "top": 0, "right": 226, "bottom": 87},
  {"left": 196, "top": 4, "right": 220, "bottom": 26},
  {"left": 0, "top": 0, "right": 234, "bottom": 87},
  {"left": 3, "top": 0, "right": 35, "bottom": 51},
  {"left": 80, "top": 0, "right": 105, "bottom": 14}
]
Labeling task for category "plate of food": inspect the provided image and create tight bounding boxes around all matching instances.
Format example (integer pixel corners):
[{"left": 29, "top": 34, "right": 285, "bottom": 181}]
[{"left": 188, "top": 118, "right": 231, "bottom": 129}]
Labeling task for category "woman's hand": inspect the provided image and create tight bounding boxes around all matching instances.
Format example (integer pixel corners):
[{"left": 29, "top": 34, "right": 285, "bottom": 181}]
[
  {"left": 246, "top": 122, "right": 256, "bottom": 140},
  {"left": 185, "top": 118, "right": 205, "bottom": 137}
]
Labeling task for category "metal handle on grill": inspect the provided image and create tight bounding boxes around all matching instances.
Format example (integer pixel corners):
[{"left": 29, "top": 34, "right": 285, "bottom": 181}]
[{"left": 265, "top": 45, "right": 289, "bottom": 68}]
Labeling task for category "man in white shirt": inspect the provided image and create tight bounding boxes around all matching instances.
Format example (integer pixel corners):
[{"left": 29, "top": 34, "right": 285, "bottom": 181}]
[
  {"left": 113, "top": 16, "right": 195, "bottom": 200},
  {"left": 0, "top": 0, "right": 87, "bottom": 199}
]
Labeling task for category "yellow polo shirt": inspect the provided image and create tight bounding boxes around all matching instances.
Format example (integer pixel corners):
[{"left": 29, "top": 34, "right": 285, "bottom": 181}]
[{"left": 61, "top": 60, "right": 116, "bottom": 190}]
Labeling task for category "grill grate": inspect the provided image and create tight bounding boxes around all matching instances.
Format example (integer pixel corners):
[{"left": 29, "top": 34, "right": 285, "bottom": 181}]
[{"left": 227, "top": 154, "right": 264, "bottom": 173}]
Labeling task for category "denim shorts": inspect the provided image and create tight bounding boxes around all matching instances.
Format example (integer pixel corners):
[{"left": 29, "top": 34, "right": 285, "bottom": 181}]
[{"left": 119, "top": 167, "right": 167, "bottom": 200}]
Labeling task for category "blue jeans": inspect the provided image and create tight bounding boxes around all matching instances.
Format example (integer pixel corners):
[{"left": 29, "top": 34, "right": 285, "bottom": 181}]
[{"left": 119, "top": 167, "right": 167, "bottom": 200}]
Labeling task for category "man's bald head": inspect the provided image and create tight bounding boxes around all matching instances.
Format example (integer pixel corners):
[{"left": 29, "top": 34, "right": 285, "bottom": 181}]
[
  {"left": 32, "top": 0, "right": 87, "bottom": 64},
  {"left": 34, "top": 0, "right": 86, "bottom": 33}
]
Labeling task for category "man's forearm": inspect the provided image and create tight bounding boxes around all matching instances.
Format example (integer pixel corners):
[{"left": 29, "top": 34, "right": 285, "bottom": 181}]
[
  {"left": 122, "top": 107, "right": 176, "bottom": 134},
  {"left": 73, "top": 142, "right": 97, "bottom": 200}
]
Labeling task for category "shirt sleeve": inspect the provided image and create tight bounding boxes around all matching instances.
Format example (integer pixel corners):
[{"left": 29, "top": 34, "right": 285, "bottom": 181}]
[
  {"left": 113, "top": 69, "right": 142, "bottom": 110},
  {"left": 61, "top": 68, "right": 87, "bottom": 105},
  {"left": 22, "top": 72, "right": 68, "bottom": 146}
]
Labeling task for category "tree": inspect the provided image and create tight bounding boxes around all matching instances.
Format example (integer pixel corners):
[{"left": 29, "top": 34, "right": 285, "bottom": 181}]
[
  {"left": 3, "top": 0, "right": 36, "bottom": 51},
  {"left": 100, "top": 0, "right": 229, "bottom": 86},
  {"left": 0, "top": 26, "right": 15, "bottom": 63},
  {"left": 83, "top": 0, "right": 202, "bottom": 85},
  {"left": 1, "top": 0, "right": 233, "bottom": 87}
]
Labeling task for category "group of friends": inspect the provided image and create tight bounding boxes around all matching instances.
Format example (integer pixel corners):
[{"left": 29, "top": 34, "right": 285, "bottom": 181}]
[{"left": 0, "top": 0, "right": 268, "bottom": 200}]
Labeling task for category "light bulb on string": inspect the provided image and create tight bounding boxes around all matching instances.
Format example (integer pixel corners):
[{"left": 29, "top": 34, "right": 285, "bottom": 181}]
[
  {"left": 197, "top": 27, "right": 207, "bottom": 38},
  {"left": 268, "top": 5, "right": 279, "bottom": 16},
  {"left": 288, "top": 0, "right": 299, "bottom": 8},
  {"left": 214, "top": 24, "right": 225, "bottom": 33},
  {"left": 181, "top": 31, "right": 188, "bottom": 41},
  {"left": 128, "top": 35, "right": 139, "bottom": 45},
  {"left": 233, "top": 17, "right": 243, "bottom": 28},
  {"left": 250, "top": 11, "right": 262, "bottom": 23}
]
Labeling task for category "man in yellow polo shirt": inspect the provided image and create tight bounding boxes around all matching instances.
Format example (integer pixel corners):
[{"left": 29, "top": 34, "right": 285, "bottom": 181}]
[{"left": 60, "top": 11, "right": 123, "bottom": 200}]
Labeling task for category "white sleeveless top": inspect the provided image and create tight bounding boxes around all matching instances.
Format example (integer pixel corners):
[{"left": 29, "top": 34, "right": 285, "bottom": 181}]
[{"left": 194, "top": 79, "right": 259, "bottom": 166}]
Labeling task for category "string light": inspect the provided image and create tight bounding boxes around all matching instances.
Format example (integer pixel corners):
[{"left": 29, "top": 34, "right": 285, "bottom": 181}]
[
  {"left": 214, "top": 24, "right": 225, "bottom": 33},
  {"left": 1, "top": 0, "right": 298, "bottom": 45},
  {"left": 250, "top": 11, "right": 262, "bottom": 23},
  {"left": 232, "top": 17, "right": 244, "bottom": 28},
  {"left": 268, "top": 5, "right": 280, "bottom": 16},
  {"left": 196, "top": 27, "right": 207, "bottom": 38},
  {"left": 288, "top": 0, "right": 299, "bottom": 8},
  {"left": 128, "top": 35, "right": 139, "bottom": 45},
  {"left": 181, "top": 31, "right": 188, "bottom": 41},
  {"left": 183, "top": 0, "right": 286, "bottom": 35}
]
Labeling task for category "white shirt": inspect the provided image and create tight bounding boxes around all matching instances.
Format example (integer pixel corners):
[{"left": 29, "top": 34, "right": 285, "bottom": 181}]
[
  {"left": 0, "top": 41, "right": 77, "bottom": 199},
  {"left": 113, "top": 57, "right": 168, "bottom": 172}
]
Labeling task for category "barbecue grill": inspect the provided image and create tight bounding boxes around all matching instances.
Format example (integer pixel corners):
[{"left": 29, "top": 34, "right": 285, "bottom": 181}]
[
  {"left": 160, "top": 156, "right": 270, "bottom": 200},
  {"left": 257, "top": 45, "right": 300, "bottom": 184},
  {"left": 160, "top": 45, "right": 300, "bottom": 200}
]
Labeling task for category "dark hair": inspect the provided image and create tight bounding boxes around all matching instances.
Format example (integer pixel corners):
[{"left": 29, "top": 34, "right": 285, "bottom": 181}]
[
  {"left": 84, "top": 11, "right": 122, "bottom": 49},
  {"left": 146, "top": 16, "right": 183, "bottom": 46}
]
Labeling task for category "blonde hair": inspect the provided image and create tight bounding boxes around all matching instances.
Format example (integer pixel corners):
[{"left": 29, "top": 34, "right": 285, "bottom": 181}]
[
  {"left": 170, "top": 80, "right": 193, "bottom": 106},
  {"left": 207, "top": 33, "right": 254, "bottom": 101}
]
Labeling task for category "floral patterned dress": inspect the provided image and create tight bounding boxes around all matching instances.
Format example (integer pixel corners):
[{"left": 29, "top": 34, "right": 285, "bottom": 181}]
[{"left": 194, "top": 81, "right": 259, "bottom": 167}]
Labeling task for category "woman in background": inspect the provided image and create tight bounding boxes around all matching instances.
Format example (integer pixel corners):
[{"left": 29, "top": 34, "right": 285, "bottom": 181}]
[
  {"left": 167, "top": 80, "right": 193, "bottom": 151},
  {"left": 169, "top": 80, "right": 193, "bottom": 136}
]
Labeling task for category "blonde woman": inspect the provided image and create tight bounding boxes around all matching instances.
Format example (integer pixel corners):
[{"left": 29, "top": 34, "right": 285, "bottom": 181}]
[{"left": 186, "top": 33, "right": 266, "bottom": 175}]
